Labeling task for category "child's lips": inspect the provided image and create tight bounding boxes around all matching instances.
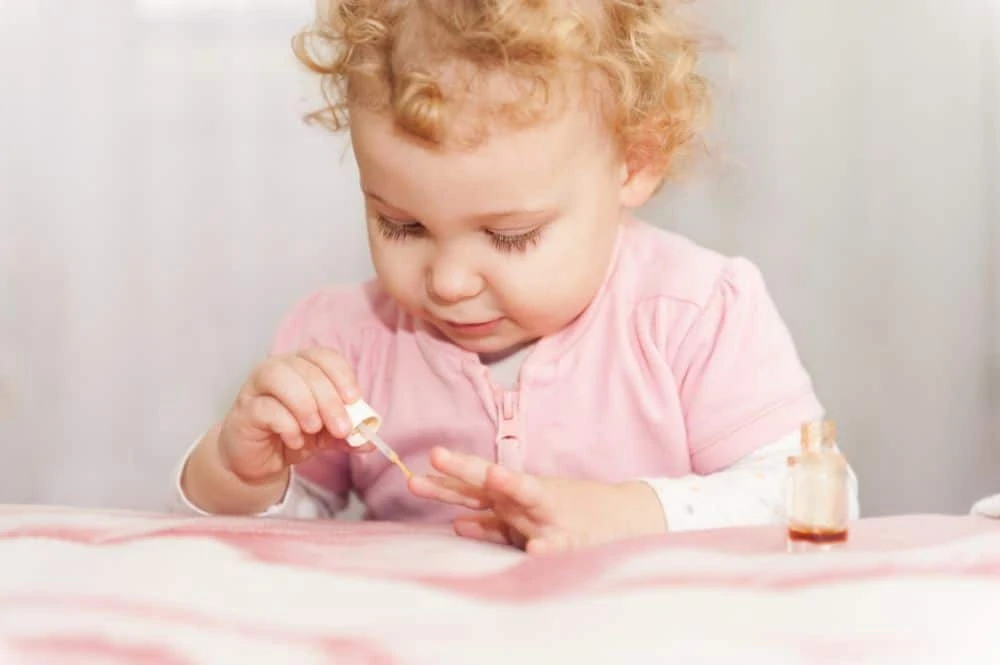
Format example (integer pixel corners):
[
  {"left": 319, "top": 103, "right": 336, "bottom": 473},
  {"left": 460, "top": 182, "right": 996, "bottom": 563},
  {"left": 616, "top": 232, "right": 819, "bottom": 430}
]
[{"left": 440, "top": 317, "right": 503, "bottom": 337}]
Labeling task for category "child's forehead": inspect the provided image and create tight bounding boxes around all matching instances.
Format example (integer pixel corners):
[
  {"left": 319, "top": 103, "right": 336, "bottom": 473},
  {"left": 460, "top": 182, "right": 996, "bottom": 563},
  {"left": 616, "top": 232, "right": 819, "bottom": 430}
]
[
  {"left": 351, "top": 101, "right": 610, "bottom": 172},
  {"left": 350, "top": 104, "right": 613, "bottom": 214}
]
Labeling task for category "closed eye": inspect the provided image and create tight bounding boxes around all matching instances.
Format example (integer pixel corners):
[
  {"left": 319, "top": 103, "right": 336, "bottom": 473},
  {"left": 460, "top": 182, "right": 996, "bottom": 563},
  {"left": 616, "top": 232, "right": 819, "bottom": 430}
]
[
  {"left": 375, "top": 214, "right": 423, "bottom": 240},
  {"left": 487, "top": 227, "right": 544, "bottom": 254}
]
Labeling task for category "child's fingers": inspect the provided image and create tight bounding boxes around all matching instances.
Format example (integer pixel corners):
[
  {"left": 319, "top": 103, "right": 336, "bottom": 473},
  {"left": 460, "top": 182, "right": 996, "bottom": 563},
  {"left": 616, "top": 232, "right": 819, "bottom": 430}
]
[
  {"left": 408, "top": 475, "right": 490, "bottom": 509},
  {"left": 246, "top": 395, "right": 306, "bottom": 451},
  {"left": 283, "top": 438, "right": 321, "bottom": 465},
  {"left": 287, "top": 355, "right": 352, "bottom": 438},
  {"left": 491, "top": 502, "right": 546, "bottom": 544},
  {"left": 525, "top": 532, "right": 572, "bottom": 556},
  {"left": 485, "top": 465, "right": 554, "bottom": 524},
  {"left": 299, "top": 347, "right": 361, "bottom": 404},
  {"left": 315, "top": 429, "right": 374, "bottom": 453},
  {"left": 452, "top": 512, "right": 512, "bottom": 546},
  {"left": 429, "top": 447, "right": 491, "bottom": 488},
  {"left": 249, "top": 361, "right": 321, "bottom": 435}
]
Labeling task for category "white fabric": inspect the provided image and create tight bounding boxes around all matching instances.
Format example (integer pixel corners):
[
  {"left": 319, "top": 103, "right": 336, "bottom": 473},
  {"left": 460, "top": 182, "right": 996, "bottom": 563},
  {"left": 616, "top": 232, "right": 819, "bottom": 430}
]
[
  {"left": 971, "top": 494, "right": 1000, "bottom": 519},
  {"left": 5, "top": 507, "right": 1000, "bottom": 665}
]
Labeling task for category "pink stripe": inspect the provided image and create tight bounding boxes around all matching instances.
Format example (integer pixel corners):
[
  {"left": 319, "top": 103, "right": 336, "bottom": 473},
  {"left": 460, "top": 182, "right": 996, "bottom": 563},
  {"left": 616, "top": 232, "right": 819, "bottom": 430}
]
[
  {"left": 402, "top": 557, "right": 1000, "bottom": 601},
  {"left": 1, "top": 511, "right": 990, "bottom": 550},
  {"left": 0, "top": 595, "right": 398, "bottom": 665},
  {"left": 5, "top": 512, "right": 994, "bottom": 546},
  {"left": 9, "top": 635, "right": 194, "bottom": 665},
  {"left": 0, "top": 518, "right": 447, "bottom": 545}
]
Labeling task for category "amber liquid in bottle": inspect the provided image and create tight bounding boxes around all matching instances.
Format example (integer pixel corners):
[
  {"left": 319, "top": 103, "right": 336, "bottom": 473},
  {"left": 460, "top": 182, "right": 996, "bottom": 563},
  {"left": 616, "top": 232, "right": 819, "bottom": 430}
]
[{"left": 787, "top": 525, "right": 849, "bottom": 544}]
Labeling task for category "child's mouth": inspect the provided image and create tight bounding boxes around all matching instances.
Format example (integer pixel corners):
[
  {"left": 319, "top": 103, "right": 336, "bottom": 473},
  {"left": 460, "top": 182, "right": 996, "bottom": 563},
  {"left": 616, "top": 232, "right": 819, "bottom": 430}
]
[{"left": 440, "top": 317, "right": 504, "bottom": 337}]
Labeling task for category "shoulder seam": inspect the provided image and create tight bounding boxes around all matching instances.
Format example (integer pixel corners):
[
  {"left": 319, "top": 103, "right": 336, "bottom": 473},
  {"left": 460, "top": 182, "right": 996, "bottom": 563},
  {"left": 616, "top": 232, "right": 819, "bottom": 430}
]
[{"left": 632, "top": 256, "right": 735, "bottom": 313}]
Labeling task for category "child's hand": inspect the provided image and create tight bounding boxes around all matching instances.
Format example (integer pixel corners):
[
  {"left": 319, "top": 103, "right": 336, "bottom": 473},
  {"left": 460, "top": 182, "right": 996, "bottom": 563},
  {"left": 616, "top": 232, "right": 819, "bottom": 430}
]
[
  {"left": 217, "top": 347, "right": 368, "bottom": 484},
  {"left": 408, "top": 448, "right": 667, "bottom": 554}
]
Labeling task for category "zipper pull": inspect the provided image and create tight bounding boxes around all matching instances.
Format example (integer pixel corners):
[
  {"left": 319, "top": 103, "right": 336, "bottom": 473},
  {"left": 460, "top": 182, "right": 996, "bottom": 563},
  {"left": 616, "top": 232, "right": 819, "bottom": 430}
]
[
  {"left": 497, "top": 391, "right": 518, "bottom": 440},
  {"left": 495, "top": 390, "right": 523, "bottom": 470}
]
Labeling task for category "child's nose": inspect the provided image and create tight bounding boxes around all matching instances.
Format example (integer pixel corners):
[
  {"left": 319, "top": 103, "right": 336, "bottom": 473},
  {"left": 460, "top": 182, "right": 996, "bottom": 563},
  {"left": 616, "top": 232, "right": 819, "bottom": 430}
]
[{"left": 426, "top": 254, "right": 485, "bottom": 304}]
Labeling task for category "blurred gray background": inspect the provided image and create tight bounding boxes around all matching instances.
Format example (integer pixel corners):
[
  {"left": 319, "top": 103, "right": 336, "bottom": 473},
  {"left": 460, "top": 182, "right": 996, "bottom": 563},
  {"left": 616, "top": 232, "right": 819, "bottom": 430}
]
[{"left": 1, "top": 0, "right": 997, "bottom": 516}]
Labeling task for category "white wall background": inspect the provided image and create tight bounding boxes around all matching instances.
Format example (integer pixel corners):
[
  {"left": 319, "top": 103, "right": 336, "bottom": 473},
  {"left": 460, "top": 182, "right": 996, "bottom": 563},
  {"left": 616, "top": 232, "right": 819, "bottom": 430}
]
[{"left": 1, "top": 0, "right": 997, "bottom": 516}]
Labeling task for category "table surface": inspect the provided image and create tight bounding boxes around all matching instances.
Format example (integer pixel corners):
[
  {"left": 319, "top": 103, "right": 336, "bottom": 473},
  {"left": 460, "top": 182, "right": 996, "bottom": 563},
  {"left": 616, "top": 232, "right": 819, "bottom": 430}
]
[{"left": 0, "top": 505, "right": 998, "bottom": 665}]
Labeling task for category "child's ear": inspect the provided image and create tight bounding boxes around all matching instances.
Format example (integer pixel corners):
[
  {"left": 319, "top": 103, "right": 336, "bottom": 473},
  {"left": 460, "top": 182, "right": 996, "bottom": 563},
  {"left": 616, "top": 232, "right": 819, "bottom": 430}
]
[{"left": 618, "top": 161, "right": 662, "bottom": 209}]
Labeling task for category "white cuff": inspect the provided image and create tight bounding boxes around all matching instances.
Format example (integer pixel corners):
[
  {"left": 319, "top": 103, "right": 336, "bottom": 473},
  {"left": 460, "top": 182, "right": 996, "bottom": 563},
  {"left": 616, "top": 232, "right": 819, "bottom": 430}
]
[
  {"left": 171, "top": 434, "right": 292, "bottom": 516},
  {"left": 171, "top": 435, "right": 338, "bottom": 519}
]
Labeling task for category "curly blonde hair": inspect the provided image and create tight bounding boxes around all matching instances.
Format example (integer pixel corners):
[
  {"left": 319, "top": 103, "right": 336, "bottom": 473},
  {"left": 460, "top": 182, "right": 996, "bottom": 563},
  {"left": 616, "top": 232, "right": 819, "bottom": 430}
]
[{"left": 292, "top": 0, "right": 710, "bottom": 179}]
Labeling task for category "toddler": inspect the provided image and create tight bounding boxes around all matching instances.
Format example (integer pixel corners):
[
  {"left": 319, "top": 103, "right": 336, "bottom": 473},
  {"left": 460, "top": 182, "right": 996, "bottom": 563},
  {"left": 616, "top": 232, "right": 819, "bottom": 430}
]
[{"left": 175, "top": 0, "right": 859, "bottom": 554}]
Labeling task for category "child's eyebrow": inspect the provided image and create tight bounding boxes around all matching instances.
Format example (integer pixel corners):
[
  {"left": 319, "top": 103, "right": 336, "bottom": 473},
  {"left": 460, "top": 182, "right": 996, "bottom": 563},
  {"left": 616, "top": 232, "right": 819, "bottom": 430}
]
[
  {"left": 363, "top": 189, "right": 404, "bottom": 210},
  {"left": 468, "top": 208, "right": 557, "bottom": 224},
  {"left": 363, "top": 188, "right": 556, "bottom": 224}
]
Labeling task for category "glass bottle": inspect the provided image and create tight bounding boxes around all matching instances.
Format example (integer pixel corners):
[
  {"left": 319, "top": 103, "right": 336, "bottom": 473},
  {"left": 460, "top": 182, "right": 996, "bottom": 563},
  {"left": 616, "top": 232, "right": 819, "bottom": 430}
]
[{"left": 786, "top": 420, "right": 850, "bottom": 552}]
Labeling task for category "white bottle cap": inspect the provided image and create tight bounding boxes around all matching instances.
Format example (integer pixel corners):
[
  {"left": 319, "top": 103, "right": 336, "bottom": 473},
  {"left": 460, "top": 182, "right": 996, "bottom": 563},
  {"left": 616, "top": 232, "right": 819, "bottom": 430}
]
[{"left": 343, "top": 399, "right": 382, "bottom": 447}]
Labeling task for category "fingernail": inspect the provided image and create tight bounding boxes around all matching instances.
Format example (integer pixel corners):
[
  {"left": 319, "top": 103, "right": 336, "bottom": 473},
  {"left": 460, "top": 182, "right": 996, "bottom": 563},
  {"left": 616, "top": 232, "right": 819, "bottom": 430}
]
[
  {"left": 336, "top": 417, "right": 351, "bottom": 435},
  {"left": 307, "top": 416, "right": 322, "bottom": 432}
]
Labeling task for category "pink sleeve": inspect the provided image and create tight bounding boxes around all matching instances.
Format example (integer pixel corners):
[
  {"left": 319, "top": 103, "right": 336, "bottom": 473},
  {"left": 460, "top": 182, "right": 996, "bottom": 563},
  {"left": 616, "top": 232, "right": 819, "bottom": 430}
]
[
  {"left": 267, "top": 290, "right": 354, "bottom": 501},
  {"left": 672, "top": 259, "right": 823, "bottom": 474}
]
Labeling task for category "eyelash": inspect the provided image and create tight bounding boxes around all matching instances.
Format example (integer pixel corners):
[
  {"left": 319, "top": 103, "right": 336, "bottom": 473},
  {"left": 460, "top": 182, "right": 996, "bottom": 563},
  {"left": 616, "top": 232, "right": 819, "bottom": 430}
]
[{"left": 374, "top": 214, "right": 544, "bottom": 254}]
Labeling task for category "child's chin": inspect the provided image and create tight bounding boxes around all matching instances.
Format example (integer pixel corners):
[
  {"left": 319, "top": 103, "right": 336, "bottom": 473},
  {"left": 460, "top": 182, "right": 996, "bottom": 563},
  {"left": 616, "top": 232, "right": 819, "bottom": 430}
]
[
  {"left": 450, "top": 333, "right": 522, "bottom": 356},
  {"left": 451, "top": 336, "right": 505, "bottom": 354}
]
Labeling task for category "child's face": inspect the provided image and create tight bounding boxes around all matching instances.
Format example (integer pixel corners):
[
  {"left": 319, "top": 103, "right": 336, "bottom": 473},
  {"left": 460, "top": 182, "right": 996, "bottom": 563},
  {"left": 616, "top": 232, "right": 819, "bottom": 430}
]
[{"left": 350, "top": 102, "right": 654, "bottom": 355}]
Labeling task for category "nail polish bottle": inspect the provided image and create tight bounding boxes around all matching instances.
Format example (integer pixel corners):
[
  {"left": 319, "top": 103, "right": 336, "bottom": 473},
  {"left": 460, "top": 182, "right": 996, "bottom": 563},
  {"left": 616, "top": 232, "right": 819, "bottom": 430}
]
[{"left": 785, "top": 420, "right": 849, "bottom": 552}]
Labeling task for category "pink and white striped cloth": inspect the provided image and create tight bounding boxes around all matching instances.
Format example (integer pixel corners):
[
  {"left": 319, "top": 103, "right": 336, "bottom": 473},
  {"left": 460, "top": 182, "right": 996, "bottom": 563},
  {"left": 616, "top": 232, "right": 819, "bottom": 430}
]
[{"left": 0, "top": 505, "right": 998, "bottom": 664}]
